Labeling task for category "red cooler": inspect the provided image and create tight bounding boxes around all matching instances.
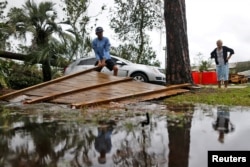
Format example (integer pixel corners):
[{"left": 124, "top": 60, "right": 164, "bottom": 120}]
[
  {"left": 201, "top": 71, "right": 217, "bottom": 84},
  {"left": 192, "top": 71, "right": 201, "bottom": 84}
]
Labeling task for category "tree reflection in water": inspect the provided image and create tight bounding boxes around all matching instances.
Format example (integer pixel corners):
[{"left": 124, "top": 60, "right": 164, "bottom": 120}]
[
  {"left": 112, "top": 114, "right": 168, "bottom": 167},
  {"left": 112, "top": 129, "right": 159, "bottom": 167},
  {"left": 0, "top": 114, "right": 97, "bottom": 167},
  {"left": 167, "top": 104, "right": 194, "bottom": 167},
  {"left": 0, "top": 103, "right": 194, "bottom": 167}
]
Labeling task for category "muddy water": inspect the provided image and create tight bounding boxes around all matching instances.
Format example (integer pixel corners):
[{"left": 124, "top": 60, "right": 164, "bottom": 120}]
[{"left": 0, "top": 101, "right": 250, "bottom": 167}]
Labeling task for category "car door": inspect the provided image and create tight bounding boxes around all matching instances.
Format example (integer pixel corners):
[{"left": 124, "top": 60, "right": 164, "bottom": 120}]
[
  {"left": 77, "top": 58, "right": 96, "bottom": 72},
  {"left": 101, "top": 57, "right": 129, "bottom": 77}
]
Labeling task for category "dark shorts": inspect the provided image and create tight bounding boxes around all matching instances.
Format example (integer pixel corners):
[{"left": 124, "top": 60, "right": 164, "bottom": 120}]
[{"left": 95, "top": 59, "right": 116, "bottom": 72}]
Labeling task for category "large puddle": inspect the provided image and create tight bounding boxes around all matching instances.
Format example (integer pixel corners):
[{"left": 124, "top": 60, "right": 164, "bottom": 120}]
[{"left": 0, "top": 101, "right": 250, "bottom": 167}]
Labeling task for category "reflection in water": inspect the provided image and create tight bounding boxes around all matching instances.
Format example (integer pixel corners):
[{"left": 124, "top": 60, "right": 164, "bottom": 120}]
[
  {"left": 94, "top": 123, "right": 114, "bottom": 164},
  {"left": 112, "top": 117, "right": 167, "bottom": 167},
  {"left": 0, "top": 115, "right": 97, "bottom": 167},
  {"left": 189, "top": 105, "right": 250, "bottom": 167},
  {"left": 113, "top": 129, "right": 156, "bottom": 166},
  {"left": 167, "top": 104, "right": 194, "bottom": 167},
  {"left": 0, "top": 111, "right": 168, "bottom": 167},
  {"left": 212, "top": 106, "right": 235, "bottom": 143},
  {"left": 0, "top": 103, "right": 250, "bottom": 167},
  {"left": 112, "top": 139, "right": 133, "bottom": 166},
  {"left": 140, "top": 112, "right": 150, "bottom": 127}
]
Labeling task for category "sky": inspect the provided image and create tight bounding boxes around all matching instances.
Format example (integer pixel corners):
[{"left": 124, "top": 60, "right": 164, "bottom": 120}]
[{"left": 6, "top": 0, "right": 250, "bottom": 67}]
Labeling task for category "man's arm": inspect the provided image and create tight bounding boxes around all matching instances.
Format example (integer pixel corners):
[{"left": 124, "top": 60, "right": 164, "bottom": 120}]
[
  {"left": 225, "top": 46, "right": 234, "bottom": 61},
  {"left": 210, "top": 49, "right": 216, "bottom": 59},
  {"left": 92, "top": 39, "right": 101, "bottom": 60},
  {"left": 103, "top": 38, "right": 111, "bottom": 60},
  {"left": 229, "top": 121, "right": 235, "bottom": 131}
]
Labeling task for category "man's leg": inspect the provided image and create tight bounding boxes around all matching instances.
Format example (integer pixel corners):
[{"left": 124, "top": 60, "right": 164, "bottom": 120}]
[
  {"left": 216, "top": 66, "right": 222, "bottom": 88},
  {"left": 224, "top": 80, "right": 228, "bottom": 88},
  {"left": 105, "top": 59, "right": 118, "bottom": 76},
  {"left": 113, "top": 65, "right": 118, "bottom": 76},
  {"left": 218, "top": 80, "right": 221, "bottom": 88},
  {"left": 224, "top": 64, "right": 229, "bottom": 88}
]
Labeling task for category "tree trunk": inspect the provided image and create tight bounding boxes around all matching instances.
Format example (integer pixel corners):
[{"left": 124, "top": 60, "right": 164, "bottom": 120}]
[
  {"left": 0, "top": 50, "right": 68, "bottom": 68},
  {"left": 0, "top": 51, "right": 28, "bottom": 61},
  {"left": 164, "top": 0, "right": 193, "bottom": 85},
  {"left": 42, "top": 60, "right": 52, "bottom": 82}
]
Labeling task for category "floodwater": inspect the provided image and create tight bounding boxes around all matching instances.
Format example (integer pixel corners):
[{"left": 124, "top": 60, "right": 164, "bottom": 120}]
[{"left": 0, "top": 101, "right": 250, "bottom": 167}]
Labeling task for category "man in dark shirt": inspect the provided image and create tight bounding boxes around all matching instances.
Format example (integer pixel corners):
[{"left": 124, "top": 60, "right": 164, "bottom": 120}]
[{"left": 211, "top": 40, "right": 234, "bottom": 88}]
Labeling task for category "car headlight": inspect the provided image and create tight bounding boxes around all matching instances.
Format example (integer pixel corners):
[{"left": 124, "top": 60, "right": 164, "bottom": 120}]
[{"left": 150, "top": 67, "right": 163, "bottom": 74}]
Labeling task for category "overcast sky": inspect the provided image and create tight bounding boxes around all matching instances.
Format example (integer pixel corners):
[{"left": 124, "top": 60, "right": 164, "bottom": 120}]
[{"left": 7, "top": 0, "right": 250, "bottom": 67}]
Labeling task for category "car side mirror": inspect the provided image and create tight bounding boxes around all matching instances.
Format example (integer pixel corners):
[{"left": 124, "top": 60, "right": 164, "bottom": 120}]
[{"left": 116, "top": 61, "right": 126, "bottom": 65}]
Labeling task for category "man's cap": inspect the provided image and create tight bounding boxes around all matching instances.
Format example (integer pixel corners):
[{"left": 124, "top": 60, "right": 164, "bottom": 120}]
[{"left": 95, "top": 27, "right": 104, "bottom": 33}]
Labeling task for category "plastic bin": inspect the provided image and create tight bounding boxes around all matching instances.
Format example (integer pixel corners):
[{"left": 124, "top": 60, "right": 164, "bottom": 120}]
[
  {"left": 201, "top": 71, "right": 217, "bottom": 84},
  {"left": 192, "top": 71, "right": 201, "bottom": 84}
]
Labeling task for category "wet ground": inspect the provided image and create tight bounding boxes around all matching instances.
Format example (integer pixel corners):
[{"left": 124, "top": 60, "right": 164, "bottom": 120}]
[{"left": 0, "top": 101, "right": 250, "bottom": 167}]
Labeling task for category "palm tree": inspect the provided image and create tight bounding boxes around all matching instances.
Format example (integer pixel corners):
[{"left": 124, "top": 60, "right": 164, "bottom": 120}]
[
  {"left": 0, "top": 23, "right": 11, "bottom": 88},
  {"left": 0, "top": 23, "right": 12, "bottom": 50},
  {"left": 7, "top": 0, "right": 74, "bottom": 81}
]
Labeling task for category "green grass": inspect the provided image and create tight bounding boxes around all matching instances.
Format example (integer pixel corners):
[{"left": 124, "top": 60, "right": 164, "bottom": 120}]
[{"left": 164, "top": 84, "right": 250, "bottom": 106}]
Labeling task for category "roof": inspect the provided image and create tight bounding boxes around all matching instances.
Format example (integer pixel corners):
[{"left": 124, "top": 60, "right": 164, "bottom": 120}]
[{"left": 238, "top": 70, "right": 250, "bottom": 77}]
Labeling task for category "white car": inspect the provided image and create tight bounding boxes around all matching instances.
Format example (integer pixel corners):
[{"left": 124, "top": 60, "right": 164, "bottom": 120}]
[{"left": 64, "top": 55, "right": 166, "bottom": 85}]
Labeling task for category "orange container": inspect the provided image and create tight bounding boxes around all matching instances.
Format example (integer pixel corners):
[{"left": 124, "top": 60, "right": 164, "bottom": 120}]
[{"left": 201, "top": 71, "right": 217, "bottom": 84}]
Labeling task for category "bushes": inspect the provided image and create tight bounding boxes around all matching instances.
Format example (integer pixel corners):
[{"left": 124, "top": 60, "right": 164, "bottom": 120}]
[
  {"left": 0, "top": 59, "right": 43, "bottom": 89},
  {"left": 8, "top": 71, "right": 42, "bottom": 89}
]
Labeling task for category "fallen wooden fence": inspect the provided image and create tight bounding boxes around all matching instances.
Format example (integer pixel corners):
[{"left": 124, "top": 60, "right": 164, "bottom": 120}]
[{"left": 0, "top": 67, "right": 191, "bottom": 108}]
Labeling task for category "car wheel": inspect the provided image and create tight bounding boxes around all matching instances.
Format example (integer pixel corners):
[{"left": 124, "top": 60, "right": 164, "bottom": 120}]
[{"left": 131, "top": 72, "right": 148, "bottom": 82}]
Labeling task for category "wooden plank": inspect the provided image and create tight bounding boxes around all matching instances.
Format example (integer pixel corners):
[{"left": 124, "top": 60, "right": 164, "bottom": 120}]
[
  {"left": 50, "top": 83, "right": 190, "bottom": 105},
  {"left": 71, "top": 83, "right": 191, "bottom": 108},
  {"left": 26, "top": 83, "right": 121, "bottom": 103},
  {"left": 44, "top": 72, "right": 122, "bottom": 89},
  {"left": 23, "top": 84, "right": 77, "bottom": 97},
  {"left": 99, "top": 88, "right": 190, "bottom": 106},
  {"left": 0, "top": 67, "right": 100, "bottom": 100},
  {"left": 65, "top": 82, "right": 159, "bottom": 101},
  {"left": 25, "top": 84, "right": 73, "bottom": 94},
  {"left": 100, "top": 88, "right": 188, "bottom": 105},
  {"left": 6, "top": 69, "right": 122, "bottom": 99},
  {"left": 24, "top": 77, "right": 133, "bottom": 104}
]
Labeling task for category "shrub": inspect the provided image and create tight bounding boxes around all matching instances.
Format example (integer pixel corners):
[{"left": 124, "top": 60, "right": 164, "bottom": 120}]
[{"left": 0, "top": 59, "right": 43, "bottom": 89}]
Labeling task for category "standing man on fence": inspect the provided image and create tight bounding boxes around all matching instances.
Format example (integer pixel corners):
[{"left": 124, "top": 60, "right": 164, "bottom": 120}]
[{"left": 92, "top": 26, "right": 118, "bottom": 76}]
